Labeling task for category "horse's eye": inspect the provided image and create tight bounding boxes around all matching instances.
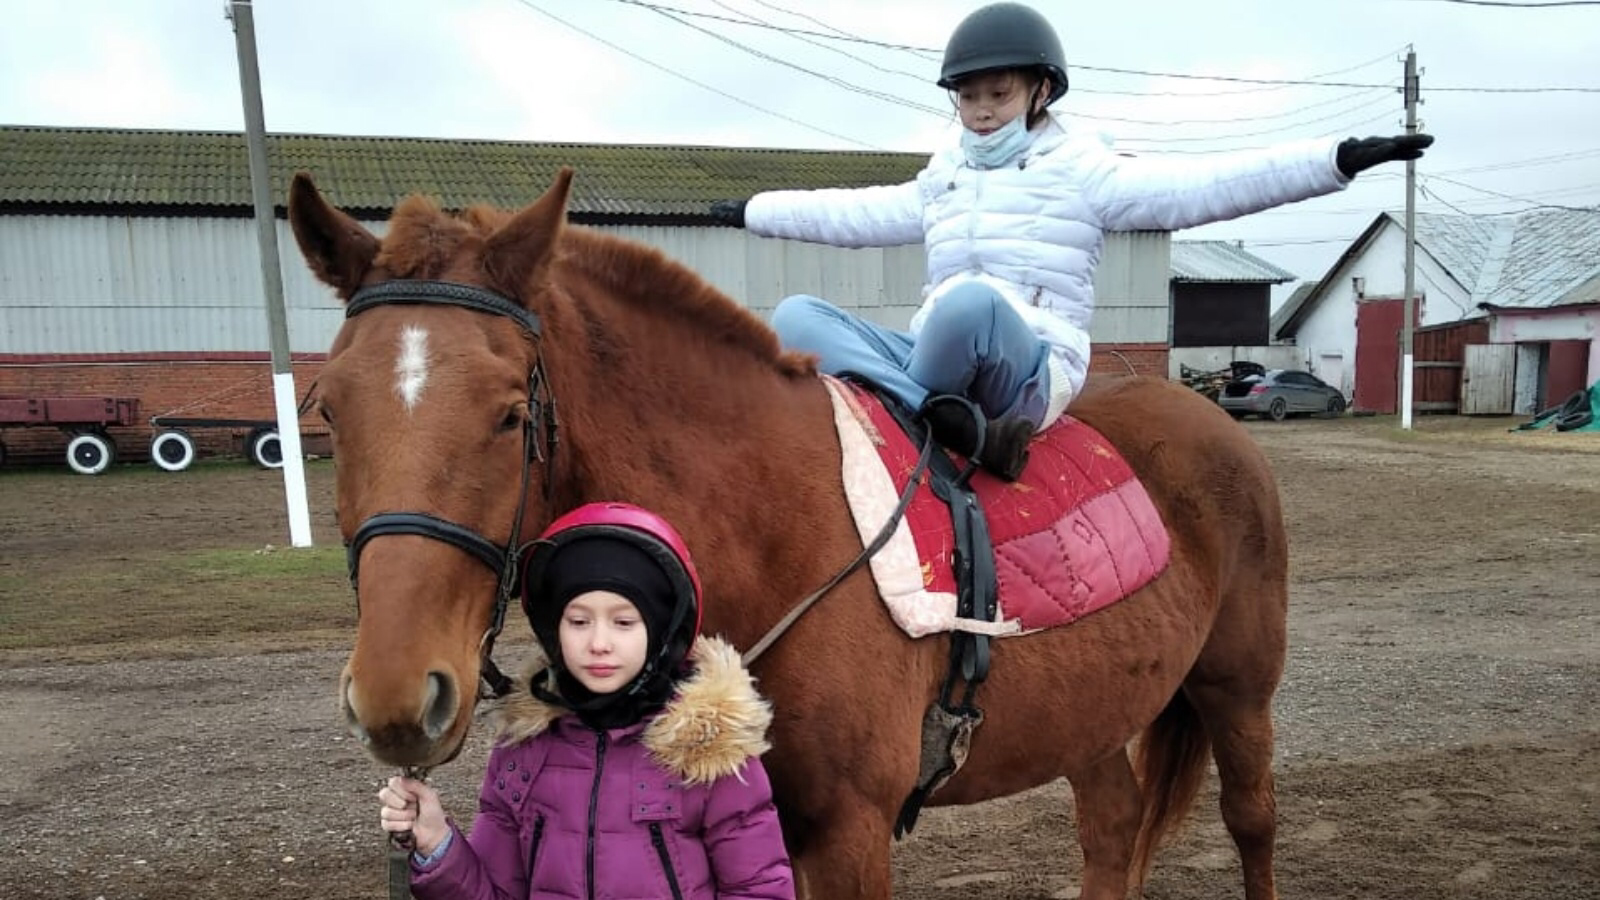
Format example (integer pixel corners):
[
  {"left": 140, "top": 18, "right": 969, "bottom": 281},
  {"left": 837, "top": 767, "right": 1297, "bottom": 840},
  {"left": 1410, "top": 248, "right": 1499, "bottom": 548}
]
[
  {"left": 318, "top": 404, "right": 335, "bottom": 427},
  {"left": 499, "top": 406, "right": 524, "bottom": 434}
]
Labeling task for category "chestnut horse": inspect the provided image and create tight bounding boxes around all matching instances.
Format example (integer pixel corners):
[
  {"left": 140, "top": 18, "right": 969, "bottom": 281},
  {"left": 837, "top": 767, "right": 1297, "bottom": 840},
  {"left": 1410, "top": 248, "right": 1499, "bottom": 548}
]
[{"left": 289, "top": 168, "right": 1289, "bottom": 900}]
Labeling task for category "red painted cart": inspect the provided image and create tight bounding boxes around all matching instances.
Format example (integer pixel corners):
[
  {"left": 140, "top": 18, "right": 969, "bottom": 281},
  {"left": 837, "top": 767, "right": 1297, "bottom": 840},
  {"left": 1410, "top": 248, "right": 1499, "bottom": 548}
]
[{"left": 0, "top": 395, "right": 140, "bottom": 475}]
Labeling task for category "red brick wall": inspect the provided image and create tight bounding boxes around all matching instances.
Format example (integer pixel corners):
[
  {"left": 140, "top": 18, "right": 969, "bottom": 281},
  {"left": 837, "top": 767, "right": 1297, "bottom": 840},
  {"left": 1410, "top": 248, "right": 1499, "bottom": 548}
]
[
  {"left": 0, "top": 354, "right": 330, "bottom": 467},
  {"left": 1089, "top": 343, "right": 1170, "bottom": 379},
  {"left": 2, "top": 344, "right": 1174, "bottom": 469}
]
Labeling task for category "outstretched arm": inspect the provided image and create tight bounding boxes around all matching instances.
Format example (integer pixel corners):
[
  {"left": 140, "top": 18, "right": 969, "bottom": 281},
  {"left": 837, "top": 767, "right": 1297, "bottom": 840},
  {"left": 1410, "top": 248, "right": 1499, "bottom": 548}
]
[
  {"left": 710, "top": 179, "right": 925, "bottom": 249},
  {"left": 1081, "top": 133, "right": 1433, "bottom": 232}
]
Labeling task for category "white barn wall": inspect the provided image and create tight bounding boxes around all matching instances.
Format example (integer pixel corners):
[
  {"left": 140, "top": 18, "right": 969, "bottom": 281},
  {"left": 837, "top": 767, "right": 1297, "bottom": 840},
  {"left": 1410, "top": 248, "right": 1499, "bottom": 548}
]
[
  {"left": 1168, "top": 346, "right": 1308, "bottom": 378},
  {"left": 1291, "top": 222, "right": 1474, "bottom": 397},
  {"left": 1, "top": 214, "right": 1169, "bottom": 354}
]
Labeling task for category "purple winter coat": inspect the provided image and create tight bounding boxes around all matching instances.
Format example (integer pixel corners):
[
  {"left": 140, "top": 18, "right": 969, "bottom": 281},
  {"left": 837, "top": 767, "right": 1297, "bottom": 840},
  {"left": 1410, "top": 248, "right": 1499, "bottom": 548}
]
[{"left": 411, "top": 637, "right": 795, "bottom": 900}]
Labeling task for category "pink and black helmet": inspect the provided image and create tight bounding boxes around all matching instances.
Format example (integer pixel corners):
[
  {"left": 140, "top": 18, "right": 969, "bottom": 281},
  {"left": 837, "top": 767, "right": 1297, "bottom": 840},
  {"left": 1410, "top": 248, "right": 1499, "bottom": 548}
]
[{"left": 519, "top": 502, "right": 704, "bottom": 669}]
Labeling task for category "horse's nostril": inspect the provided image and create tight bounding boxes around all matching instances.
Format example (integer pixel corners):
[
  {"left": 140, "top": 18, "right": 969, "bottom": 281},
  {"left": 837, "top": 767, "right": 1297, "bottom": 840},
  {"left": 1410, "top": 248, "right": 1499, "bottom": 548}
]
[
  {"left": 343, "top": 679, "right": 371, "bottom": 746},
  {"left": 421, "top": 671, "right": 458, "bottom": 741}
]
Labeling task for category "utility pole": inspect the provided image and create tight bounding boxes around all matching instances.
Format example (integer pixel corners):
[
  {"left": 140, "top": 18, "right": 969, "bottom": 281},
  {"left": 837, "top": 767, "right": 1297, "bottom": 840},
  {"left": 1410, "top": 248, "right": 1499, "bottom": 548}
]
[
  {"left": 227, "top": 0, "right": 313, "bottom": 547},
  {"left": 1400, "top": 48, "right": 1420, "bottom": 430}
]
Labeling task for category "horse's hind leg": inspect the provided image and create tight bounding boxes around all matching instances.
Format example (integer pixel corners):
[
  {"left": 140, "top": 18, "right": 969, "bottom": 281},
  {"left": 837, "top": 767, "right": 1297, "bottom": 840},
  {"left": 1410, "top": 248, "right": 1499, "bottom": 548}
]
[
  {"left": 1185, "top": 617, "right": 1287, "bottom": 900},
  {"left": 1068, "top": 750, "right": 1144, "bottom": 900}
]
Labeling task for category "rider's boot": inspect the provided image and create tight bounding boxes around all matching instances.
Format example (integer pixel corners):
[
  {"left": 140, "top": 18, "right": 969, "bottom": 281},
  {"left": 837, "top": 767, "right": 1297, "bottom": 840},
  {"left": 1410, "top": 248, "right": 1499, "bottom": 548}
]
[{"left": 918, "top": 394, "right": 1036, "bottom": 482}]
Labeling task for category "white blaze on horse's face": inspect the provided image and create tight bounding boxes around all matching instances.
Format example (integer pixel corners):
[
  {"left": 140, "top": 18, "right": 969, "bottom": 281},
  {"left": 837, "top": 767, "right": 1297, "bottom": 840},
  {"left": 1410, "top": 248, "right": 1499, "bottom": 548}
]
[{"left": 394, "top": 325, "right": 430, "bottom": 411}]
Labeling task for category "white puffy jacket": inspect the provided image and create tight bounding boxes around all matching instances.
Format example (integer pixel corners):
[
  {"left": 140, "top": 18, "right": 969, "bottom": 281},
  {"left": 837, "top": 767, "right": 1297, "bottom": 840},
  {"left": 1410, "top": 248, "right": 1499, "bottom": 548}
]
[{"left": 745, "top": 117, "right": 1350, "bottom": 425}]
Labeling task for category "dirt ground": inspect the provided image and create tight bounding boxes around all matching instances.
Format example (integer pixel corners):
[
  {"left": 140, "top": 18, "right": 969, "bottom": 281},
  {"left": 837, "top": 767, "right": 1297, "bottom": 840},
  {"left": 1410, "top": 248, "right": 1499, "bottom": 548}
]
[{"left": 1, "top": 416, "right": 1597, "bottom": 899}]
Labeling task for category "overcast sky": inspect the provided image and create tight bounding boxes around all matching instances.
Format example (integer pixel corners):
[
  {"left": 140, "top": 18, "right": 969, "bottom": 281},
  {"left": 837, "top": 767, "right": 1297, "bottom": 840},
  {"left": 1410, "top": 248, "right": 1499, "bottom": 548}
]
[{"left": 3, "top": 0, "right": 1597, "bottom": 303}]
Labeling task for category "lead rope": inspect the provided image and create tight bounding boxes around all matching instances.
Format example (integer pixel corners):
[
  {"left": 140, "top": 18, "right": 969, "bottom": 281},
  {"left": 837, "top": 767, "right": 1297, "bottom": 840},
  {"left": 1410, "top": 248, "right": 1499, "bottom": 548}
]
[{"left": 387, "top": 765, "right": 432, "bottom": 900}]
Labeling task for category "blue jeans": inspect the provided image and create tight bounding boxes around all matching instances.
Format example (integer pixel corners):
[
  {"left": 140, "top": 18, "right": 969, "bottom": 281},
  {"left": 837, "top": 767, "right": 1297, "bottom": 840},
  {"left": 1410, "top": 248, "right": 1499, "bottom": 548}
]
[{"left": 770, "top": 282, "right": 1052, "bottom": 424}]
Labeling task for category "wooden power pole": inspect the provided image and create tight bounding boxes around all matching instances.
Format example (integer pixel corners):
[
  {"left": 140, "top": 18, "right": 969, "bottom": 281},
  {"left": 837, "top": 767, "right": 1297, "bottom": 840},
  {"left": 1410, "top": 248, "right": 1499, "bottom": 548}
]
[
  {"left": 1400, "top": 48, "right": 1420, "bottom": 430},
  {"left": 227, "top": 0, "right": 313, "bottom": 546}
]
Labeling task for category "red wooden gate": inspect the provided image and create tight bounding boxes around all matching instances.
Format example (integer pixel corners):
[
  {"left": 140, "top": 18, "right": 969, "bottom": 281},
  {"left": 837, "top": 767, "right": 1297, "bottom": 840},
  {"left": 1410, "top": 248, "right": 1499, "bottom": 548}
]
[{"left": 1354, "top": 298, "right": 1408, "bottom": 414}]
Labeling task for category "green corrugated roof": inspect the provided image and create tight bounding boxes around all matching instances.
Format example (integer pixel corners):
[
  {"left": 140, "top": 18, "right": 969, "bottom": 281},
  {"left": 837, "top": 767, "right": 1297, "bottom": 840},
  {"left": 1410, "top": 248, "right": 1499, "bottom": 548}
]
[{"left": 0, "top": 125, "right": 927, "bottom": 218}]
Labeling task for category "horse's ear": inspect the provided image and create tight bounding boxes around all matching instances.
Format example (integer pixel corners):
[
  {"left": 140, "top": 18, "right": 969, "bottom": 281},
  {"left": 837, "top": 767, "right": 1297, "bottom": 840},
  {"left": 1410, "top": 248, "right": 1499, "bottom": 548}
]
[
  {"left": 483, "top": 167, "right": 575, "bottom": 297},
  {"left": 287, "top": 171, "right": 380, "bottom": 299}
]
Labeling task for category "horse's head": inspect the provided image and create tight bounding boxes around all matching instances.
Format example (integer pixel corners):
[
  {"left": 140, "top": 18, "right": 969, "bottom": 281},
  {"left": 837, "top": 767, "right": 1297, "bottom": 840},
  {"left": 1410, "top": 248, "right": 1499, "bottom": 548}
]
[{"left": 288, "top": 168, "right": 575, "bottom": 767}]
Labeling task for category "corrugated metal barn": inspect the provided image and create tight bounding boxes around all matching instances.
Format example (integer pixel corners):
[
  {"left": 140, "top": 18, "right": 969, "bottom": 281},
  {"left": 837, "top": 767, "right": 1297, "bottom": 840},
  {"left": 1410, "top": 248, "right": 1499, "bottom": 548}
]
[{"left": 0, "top": 126, "right": 1173, "bottom": 466}]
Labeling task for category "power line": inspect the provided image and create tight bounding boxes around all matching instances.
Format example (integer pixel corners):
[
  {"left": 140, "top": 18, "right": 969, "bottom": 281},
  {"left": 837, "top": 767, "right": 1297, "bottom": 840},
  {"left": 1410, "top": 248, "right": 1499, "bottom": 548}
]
[
  {"left": 1434, "top": 146, "right": 1600, "bottom": 175},
  {"left": 725, "top": 2, "right": 1407, "bottom": 103},
  {"left": 598, "top": 0, "right": 936, "bottom": 53},
  {"left": 1074, "top": 86, "right": 1396, "bottom": 128},
  {"left": 742, "top": 0, "right": 941, "bottom": 62},
  {"left": 710, "top": 0, "right": 934, "bottom": 89},
  {"left": 1424, "top": 173, "right": 1600, "bottom": 212},
  {"left": 1257, "top": 179, "right": 1600, "bottom": 216},
  {"left": 1118, "top": 109, "right": 1402, "bottom": 154},
  {"left": 594, "top": 0, "right": 1600, "bottom": 94},
  {"left": 632, "top": 0, "right": 949, "bottom": 118},
  {"left": 1091, "top": 91, "right": 1400, "bottom": 143},
  {"left": 505, "top": 0, "right": 887, "bottom": 149}
]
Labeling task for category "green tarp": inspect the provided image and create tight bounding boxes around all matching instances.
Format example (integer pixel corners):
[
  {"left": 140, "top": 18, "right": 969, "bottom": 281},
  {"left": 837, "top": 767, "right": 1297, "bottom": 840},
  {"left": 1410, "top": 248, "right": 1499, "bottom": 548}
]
[{"left": 1515, "top": 379, "right": 1600, "bottom": 432}]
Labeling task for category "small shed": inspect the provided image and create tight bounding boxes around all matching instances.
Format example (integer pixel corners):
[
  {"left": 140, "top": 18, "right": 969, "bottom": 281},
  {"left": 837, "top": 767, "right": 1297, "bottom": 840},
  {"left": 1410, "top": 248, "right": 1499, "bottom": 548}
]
[
  {"left": 1169, "top": 240, "right": 1296, "bottom": 347},
  {"left": 1166, "top": 241, "right": 1308, "bottom": 379}
]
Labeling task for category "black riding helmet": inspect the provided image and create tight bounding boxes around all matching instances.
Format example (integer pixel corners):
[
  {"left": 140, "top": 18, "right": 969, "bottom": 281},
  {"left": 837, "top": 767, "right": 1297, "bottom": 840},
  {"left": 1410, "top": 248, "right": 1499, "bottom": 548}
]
[{"left": 938, "top": 2, "right": 1069, "bottom": 106}]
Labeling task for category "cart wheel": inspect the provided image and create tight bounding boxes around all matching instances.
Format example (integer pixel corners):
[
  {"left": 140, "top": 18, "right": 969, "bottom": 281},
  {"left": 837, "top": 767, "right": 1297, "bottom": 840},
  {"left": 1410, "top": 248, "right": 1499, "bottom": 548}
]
[
  {"left": 247, "top": 428, "right": 284, "bottom": 469},
  {"left": 150, "top": 429, "right": 197, "bottom": 472},
  {"left": 66, "top": 430, "right": 117, "bottom": 476}
]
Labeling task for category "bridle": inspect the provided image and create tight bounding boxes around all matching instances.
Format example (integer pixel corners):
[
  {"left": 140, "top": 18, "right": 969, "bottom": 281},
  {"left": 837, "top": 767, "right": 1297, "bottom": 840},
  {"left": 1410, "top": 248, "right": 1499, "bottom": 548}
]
[{"left": 340, "top": 279, "right": 558, "bottom": 700}]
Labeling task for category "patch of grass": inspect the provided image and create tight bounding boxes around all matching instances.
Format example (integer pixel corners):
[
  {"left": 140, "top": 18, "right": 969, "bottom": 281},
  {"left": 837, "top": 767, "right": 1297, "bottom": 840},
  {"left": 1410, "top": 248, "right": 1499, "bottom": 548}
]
[
  {"left": 180, "top": 544, "right": 346, "bottom": 579},
  {"left": 0, "top": 543, "right": 355, "bottom": 658}
]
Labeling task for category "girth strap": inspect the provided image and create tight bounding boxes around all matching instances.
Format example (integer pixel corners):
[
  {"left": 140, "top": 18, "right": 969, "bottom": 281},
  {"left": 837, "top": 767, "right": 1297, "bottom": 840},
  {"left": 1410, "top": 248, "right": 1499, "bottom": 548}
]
[{"left": 863, "top": 388, "right": 999, "bottom": 838}]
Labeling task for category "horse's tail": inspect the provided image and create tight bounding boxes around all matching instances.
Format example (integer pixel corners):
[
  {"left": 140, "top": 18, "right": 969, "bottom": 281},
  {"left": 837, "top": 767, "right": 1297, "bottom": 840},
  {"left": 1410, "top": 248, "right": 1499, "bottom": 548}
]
[{"left": 1131, "top": 689, "right": 1211, "bottom": 888}]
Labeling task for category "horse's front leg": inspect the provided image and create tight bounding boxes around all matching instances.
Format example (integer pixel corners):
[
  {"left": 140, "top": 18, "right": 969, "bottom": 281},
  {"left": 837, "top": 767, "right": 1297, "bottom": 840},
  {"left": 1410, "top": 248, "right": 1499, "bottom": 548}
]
[{"left": 786, "top": 794, "right": 895, "bottom": 900}]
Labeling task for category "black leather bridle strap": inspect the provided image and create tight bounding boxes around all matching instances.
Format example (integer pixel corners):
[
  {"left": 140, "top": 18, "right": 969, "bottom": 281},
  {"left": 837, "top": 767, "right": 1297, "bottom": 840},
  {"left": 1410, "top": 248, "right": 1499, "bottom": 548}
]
[
  {"left": 346, "top": 512, "right": 508, "bottom": 590},
  {"left": 347, "top": 280, "right": 543, "bottom": 336}
]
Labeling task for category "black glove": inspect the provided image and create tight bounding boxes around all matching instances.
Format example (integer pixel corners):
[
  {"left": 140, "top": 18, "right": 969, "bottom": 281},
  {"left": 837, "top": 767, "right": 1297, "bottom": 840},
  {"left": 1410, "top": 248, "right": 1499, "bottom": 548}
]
[
  {"left": 1336, "top": 133, "right": 1435, "bottom": 178},
  {"left": 709, "top": 199, "right": 748, "bottom": 228}
]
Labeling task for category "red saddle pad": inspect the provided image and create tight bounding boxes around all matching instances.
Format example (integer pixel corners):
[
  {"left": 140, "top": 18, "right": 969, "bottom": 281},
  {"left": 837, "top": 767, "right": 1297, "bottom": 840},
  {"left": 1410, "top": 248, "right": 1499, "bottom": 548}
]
[{"left": 837, "top": 380, "right": 1171, "bottom": 634}]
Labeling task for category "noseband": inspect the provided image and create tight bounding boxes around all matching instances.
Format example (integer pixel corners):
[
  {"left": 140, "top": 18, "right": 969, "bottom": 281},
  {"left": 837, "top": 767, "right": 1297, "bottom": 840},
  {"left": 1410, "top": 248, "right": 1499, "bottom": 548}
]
[{"left": 341, "top": 280, "right": 558, "bottom": 699}]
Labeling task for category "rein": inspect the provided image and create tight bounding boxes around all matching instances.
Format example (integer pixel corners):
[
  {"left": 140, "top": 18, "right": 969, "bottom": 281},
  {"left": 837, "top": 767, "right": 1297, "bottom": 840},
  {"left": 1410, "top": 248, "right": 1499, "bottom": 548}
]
[
  {"left": 742, "top": 429, "right": 936, "bottom": 667},
  {"left": 341, "top": 280, "right": 558, "bottom": 702}
]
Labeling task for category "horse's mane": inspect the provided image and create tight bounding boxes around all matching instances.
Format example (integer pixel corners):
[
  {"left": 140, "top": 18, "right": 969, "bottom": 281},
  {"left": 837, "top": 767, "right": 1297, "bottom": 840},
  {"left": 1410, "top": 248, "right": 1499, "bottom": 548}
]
[{"left": 377, "top": 195, "right": 814, "bottom": 378}]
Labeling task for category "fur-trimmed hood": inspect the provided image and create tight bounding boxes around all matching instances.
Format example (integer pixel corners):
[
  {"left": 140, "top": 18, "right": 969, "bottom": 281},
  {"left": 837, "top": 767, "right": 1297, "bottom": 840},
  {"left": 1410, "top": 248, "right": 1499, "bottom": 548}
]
[{"left": 493, "top": 635, "right": 771, "bottom": 784}]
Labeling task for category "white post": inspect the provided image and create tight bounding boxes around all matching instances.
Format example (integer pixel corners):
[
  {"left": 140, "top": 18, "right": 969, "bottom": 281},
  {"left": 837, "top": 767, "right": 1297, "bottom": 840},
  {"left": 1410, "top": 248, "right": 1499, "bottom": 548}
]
[{"left": 228, "top": 0, "right": 313, "bottom": 546}]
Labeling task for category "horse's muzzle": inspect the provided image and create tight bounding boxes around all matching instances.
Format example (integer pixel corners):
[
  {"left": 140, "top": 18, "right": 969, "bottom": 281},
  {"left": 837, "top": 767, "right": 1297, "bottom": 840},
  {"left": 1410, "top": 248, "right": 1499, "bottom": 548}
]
[{"left": 341, "top": 668, "right": 464, "bottom": 767}]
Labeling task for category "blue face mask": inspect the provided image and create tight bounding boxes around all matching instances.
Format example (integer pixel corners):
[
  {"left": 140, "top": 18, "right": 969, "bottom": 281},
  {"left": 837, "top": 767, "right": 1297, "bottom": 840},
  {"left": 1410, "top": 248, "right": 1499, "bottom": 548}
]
[{"left": 961, "top": 115, "right": 1033, "bottom": 170}]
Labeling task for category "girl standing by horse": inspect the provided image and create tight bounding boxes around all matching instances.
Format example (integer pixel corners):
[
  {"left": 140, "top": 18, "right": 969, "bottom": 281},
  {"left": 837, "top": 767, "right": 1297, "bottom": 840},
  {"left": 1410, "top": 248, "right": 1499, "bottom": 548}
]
[
  {"left": 710, "top": 1, "right": 1432, "bottom": 480},
  {"left": 377, "top": 503, "right": 795, "bottom": 900}
]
